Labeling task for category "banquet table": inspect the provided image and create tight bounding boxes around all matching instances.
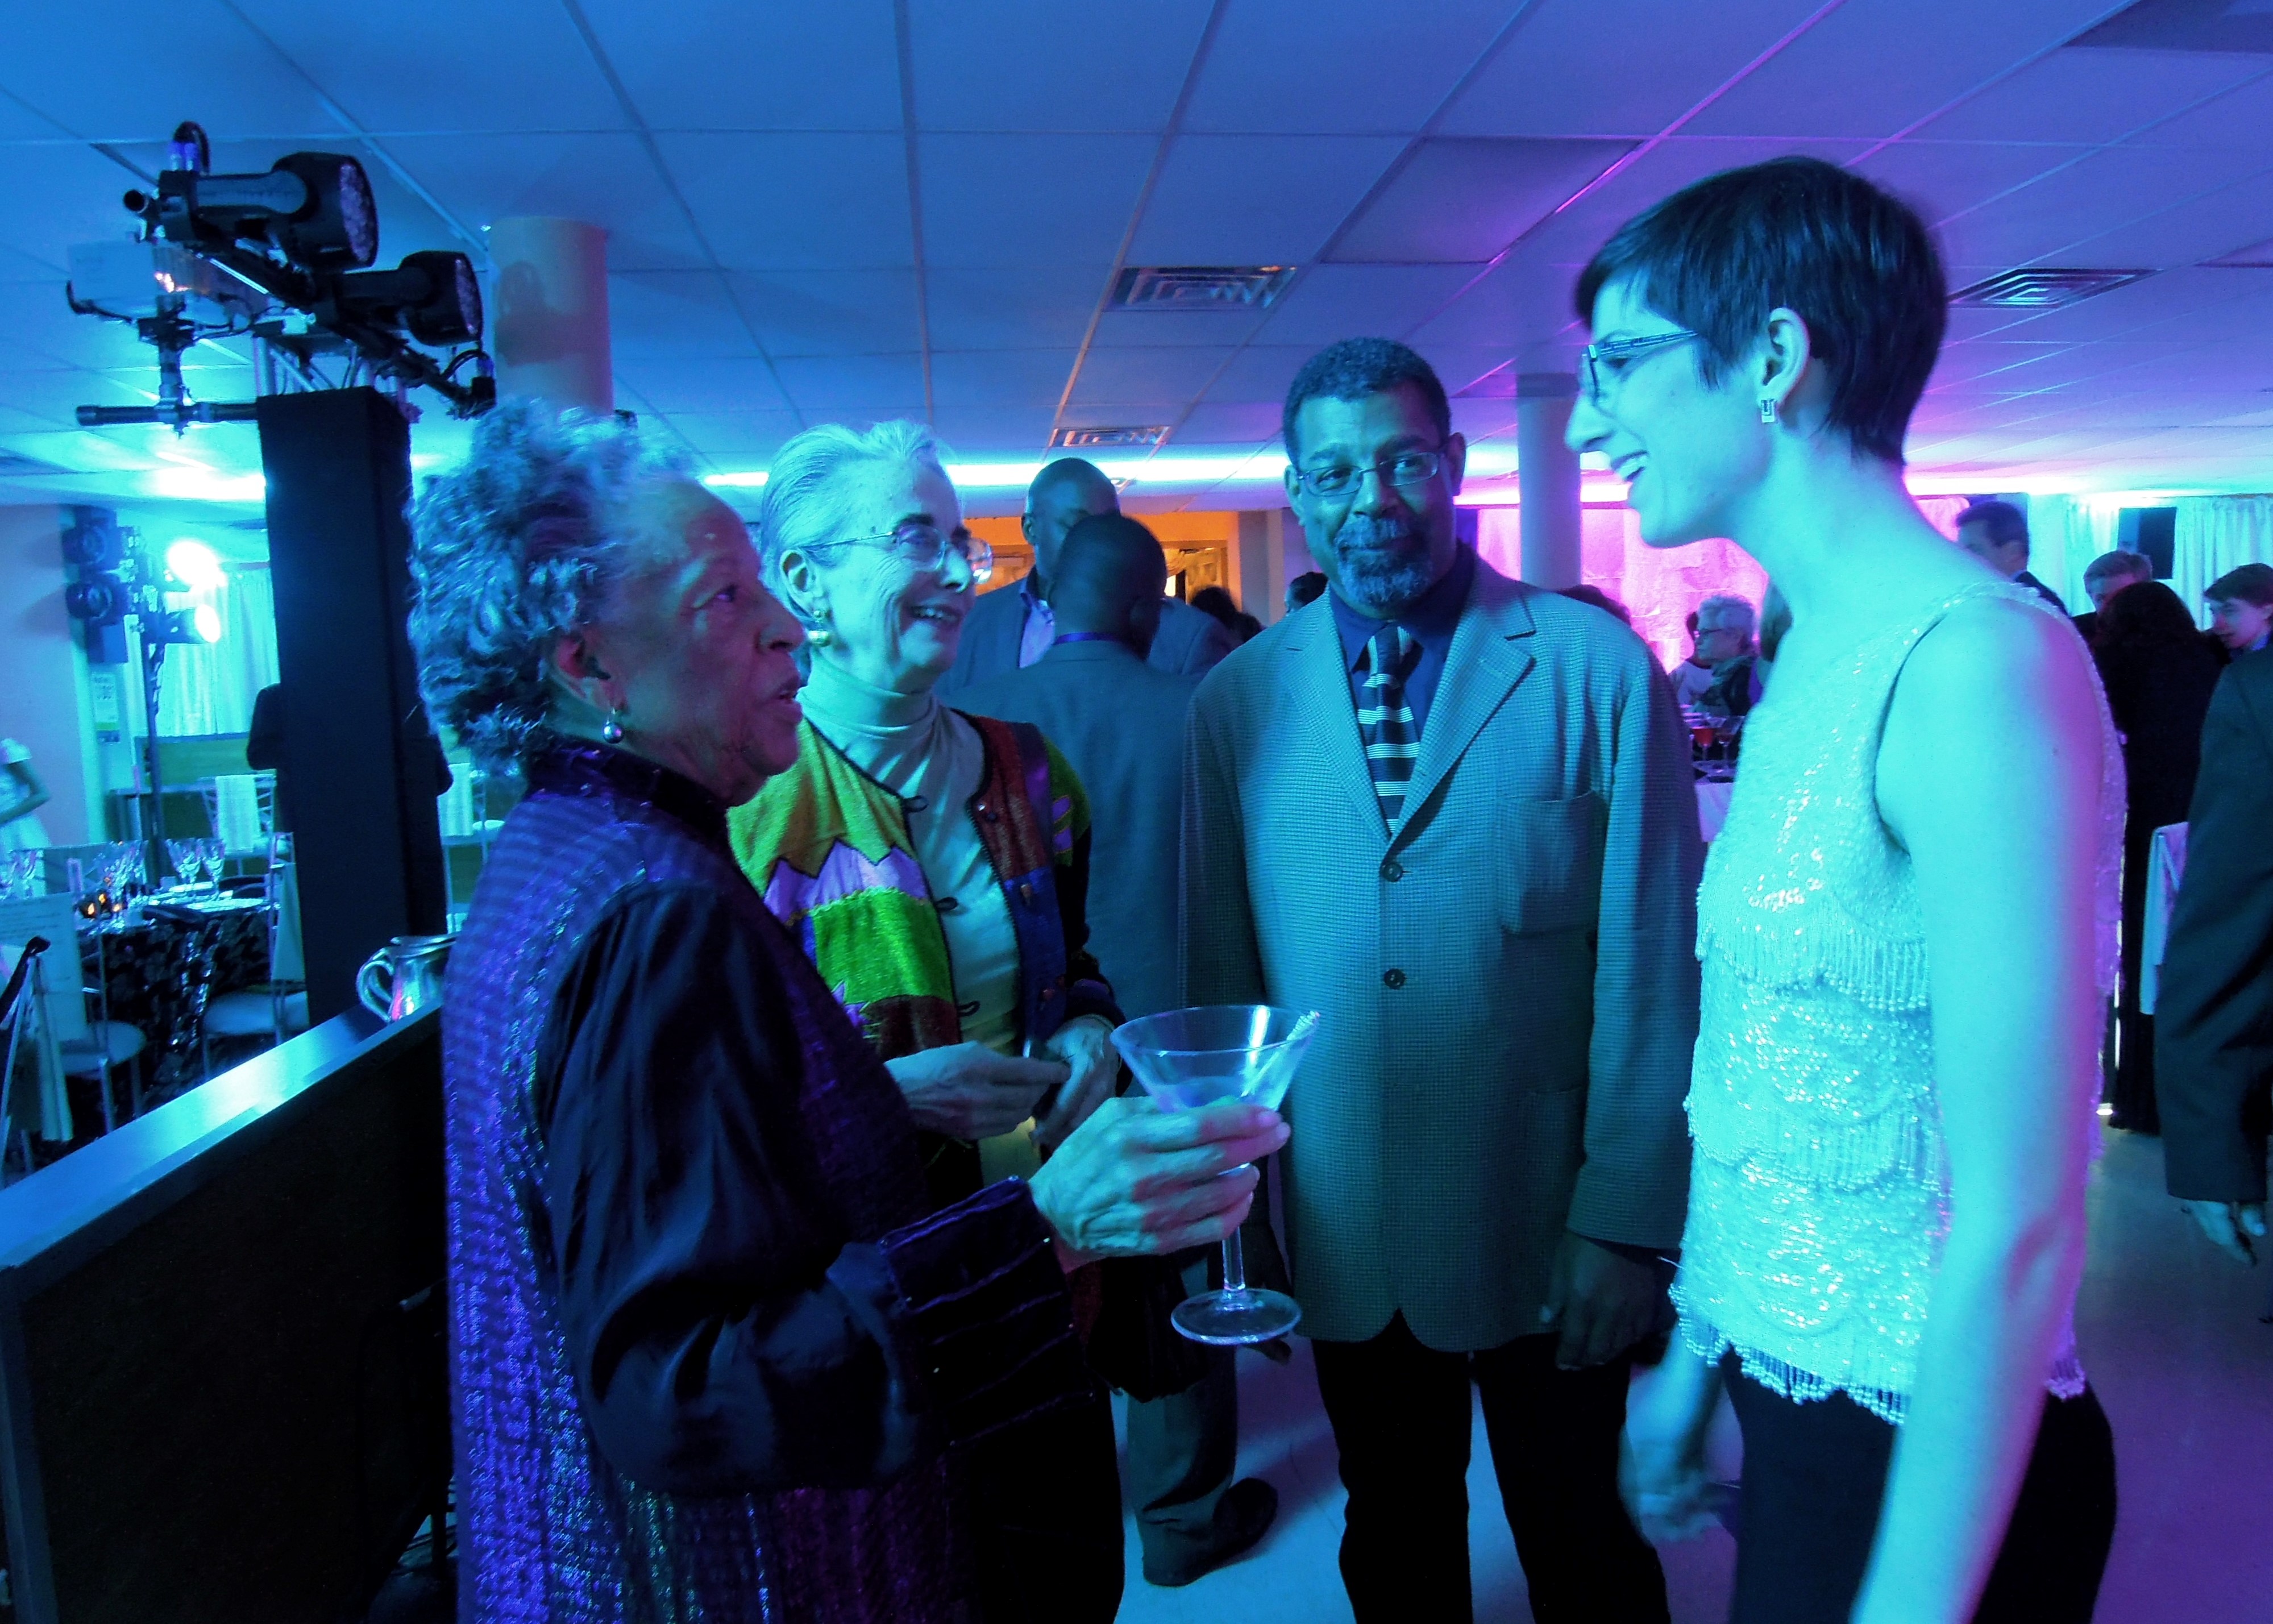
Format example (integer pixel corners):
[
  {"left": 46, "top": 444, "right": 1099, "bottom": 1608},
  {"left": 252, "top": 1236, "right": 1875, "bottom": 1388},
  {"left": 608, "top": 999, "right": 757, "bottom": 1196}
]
[
  {"left": 88, "top": 895, "right": 271, "bottom": 1062},
  {"left": 1696, "top": 776, "right": 1735, "bottom": 844},
  {"left": 2139, "top": 822, "right": 2187, "bottom": 1016}
]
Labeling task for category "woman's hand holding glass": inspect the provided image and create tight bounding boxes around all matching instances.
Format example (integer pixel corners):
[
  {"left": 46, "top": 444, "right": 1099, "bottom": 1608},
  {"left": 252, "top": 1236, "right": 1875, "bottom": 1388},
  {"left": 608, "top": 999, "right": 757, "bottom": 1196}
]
[
  {"left": 1032, "top": 1014, "right": 1117, "bottom": 1150},
  {"left": 886, "top": 1042, "right": 1067, "bottom": 1140},
  {"left": 1028, "top": 1097, "right": 1287, "bottom": 1264}
]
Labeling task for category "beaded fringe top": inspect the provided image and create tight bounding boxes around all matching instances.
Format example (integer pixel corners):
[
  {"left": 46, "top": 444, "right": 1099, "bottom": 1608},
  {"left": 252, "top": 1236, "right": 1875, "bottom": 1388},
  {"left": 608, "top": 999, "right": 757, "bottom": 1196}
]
[{"left": 1674, "top": 580, "right": 2124, "bottom": 1423}]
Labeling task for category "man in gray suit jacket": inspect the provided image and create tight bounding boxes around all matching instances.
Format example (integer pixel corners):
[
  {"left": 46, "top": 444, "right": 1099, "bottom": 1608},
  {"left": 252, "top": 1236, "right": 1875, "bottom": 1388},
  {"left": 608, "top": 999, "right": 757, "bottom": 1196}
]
[
  {"left": 956, "top": 513, "right": 1274, "bottom": 1586},
  {"left": 936, "top": 457, "right": 1237, "bottom": 699},
  {"left": 1184, "top": 340, "right": 1700, "bottom": 1624}
]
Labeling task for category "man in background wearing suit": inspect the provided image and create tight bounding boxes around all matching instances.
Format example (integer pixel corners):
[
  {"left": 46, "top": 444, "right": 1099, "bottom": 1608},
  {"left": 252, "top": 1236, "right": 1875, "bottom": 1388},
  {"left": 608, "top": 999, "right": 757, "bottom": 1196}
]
[
  {"left": 1955, "top": 497, "right": 2069, "bottom": 613},
  {"left": 2159, "top": 646, "right": 2273, "bottom": 1265},
  {"left": 1183, "top": 339, "right": 1700, "bottom": 1624},
  {"left": 956, "top": 512, "right": 1275, "bottom": 1587},
  {"left": 936, "top": 457, "right": 1236, "bottom": 698}
]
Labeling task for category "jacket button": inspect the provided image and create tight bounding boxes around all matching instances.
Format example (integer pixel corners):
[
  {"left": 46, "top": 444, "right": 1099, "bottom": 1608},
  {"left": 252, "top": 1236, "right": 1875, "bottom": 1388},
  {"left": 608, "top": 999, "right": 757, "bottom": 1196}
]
[
  {"left": 1381, "top": 859, "right": 1403, "bottom": 882},
  {"left": 1382, "top": 968, "right": 1406, "bottom": 988}
]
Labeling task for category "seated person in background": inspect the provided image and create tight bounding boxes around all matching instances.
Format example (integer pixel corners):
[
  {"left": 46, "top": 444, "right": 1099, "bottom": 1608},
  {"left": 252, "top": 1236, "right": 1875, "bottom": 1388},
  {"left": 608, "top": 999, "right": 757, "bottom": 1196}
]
[
  {"left": 1955, "top": 498, "right": 2068, "bottom": 612},
  {"left": 2205, "top": 562, "right": 2273, "bottom": 657},
  {"left": 955, "top": 512, "right": 1277, "bottom": 1588},
  {"left": 1285, "top": 570, "right": 1328, "bottom": 613},
  {"left": 1672, "top": 593, "right": 1760, "bottom": 713},
  {"left": 2073, "top": 549, "right": 2153, "bottom": 643}
]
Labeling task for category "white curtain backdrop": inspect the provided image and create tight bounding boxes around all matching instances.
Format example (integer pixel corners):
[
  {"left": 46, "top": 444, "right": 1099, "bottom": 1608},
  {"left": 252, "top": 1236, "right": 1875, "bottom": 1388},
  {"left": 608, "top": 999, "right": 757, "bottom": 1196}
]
[
  {"left": 2023, "top": 495, "right": 2126, "bottom": 614},
  {"left": 149, "top": 564, "right": 280, "bottom": 736},
  {"left": 2172, "top": 497, "right": 2273, "bottom": 625}
]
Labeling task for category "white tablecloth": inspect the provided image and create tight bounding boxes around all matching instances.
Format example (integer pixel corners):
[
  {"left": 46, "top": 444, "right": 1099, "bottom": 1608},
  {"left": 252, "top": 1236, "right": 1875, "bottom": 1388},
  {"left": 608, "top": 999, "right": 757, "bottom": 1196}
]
[
  {"left": 1696, "top": 779, "right": 1735, "bottom": 844},
  {"left": 2141, "top": 822, "right": 2188, "bottom": 1016}
]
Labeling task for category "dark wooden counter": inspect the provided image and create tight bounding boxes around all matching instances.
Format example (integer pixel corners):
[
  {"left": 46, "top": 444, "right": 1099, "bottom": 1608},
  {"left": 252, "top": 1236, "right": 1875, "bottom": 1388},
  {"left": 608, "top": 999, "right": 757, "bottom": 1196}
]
[{"left": 0, "top": 1007, "right": 446, "bottom": 1623}]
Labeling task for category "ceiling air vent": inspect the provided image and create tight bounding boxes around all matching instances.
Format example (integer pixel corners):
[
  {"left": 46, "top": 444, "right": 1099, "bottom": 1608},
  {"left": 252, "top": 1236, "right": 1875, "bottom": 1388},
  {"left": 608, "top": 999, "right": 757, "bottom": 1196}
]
[
  {"left": 1950, "top": 268, "right": 2153, "bottom": 308},
  {"left": 1112, "top": 265, "right": 1295, "bottom": 311},
  {"left": 1050, "top": 425, "right": 1170, "bottom": 450}
]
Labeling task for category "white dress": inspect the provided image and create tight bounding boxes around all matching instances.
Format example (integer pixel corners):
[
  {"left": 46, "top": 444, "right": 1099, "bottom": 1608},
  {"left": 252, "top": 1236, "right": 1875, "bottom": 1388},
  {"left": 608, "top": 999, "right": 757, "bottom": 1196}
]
[{"left": 0, "top": 738, "right": 49, "bottom": 852}]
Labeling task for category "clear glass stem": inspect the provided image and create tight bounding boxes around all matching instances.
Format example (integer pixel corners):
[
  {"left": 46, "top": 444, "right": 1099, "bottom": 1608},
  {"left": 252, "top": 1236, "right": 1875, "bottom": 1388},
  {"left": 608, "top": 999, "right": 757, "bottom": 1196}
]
[{"left": 1221, "top": 1227, "right": 1248, "bottom": 1295}]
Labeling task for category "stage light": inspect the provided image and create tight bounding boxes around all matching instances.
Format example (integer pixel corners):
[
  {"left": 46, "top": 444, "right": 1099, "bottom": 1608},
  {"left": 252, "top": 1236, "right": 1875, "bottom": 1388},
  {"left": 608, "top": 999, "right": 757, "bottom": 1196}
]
[
  {"left": 149, "top": 605, "right": 222, "bottom": 645},
  {"left": 330, "top": 251, "right": 484, "bottom": 347},
  {"left": 149, "top": 134, "right": 379, "bottom": 274},
  {"left": 61, "top": 507, "right": 123, "bottom": 569},
  {"left": 165, "top": 539, "right": 227, "bottom": 593},
  {"left": 65, "top": 575, "right": 126, "bottom": 625}
]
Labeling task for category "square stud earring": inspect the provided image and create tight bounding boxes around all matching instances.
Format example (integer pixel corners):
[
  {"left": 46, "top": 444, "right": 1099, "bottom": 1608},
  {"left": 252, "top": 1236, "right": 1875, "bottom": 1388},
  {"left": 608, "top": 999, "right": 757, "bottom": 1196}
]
[{"left": 1759, "top": 397, "right": 1779, "bottom": 424}]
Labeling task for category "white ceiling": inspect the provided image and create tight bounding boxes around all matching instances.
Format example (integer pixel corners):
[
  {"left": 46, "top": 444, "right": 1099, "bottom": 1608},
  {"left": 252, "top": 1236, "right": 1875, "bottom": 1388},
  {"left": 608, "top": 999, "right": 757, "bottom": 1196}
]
[{"left": 2, "top": 0, "right": 2272, "bottom": 525}]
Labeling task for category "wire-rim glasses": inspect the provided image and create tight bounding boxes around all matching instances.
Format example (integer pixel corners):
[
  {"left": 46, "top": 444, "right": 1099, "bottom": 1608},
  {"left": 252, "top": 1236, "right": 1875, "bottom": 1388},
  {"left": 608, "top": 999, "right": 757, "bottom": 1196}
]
[
  {"left": 811, "top": 522, "right": 994, "bottom": 585},
  {"left": 1579, "top": 329, "right": 1701, "bottom": 406},
  {"left": 1293, "top": 446, "right": 1449, "bottom": 501}
]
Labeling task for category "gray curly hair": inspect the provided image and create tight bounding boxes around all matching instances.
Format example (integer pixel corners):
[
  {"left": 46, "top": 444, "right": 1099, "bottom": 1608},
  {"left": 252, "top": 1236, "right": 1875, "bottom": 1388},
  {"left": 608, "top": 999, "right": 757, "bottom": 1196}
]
[
  {"left": 756, "top": 419, "right": 952, "bottom": 624},
  {"left": 407, "top": 398, "right": 691, "bottom": 774}
]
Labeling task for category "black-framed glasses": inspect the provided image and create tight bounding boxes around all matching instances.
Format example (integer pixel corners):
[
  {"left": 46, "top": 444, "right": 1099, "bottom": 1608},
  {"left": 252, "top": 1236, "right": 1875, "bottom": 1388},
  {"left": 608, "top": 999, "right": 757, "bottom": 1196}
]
[
  {"left": 1293, "top": 447, "right": 1448, "bottom": 501},
  {"left": 1579, "top": 329, "right": 1701, "bottom": 406},
  {"left": 810, "top": 522, "right": 994, "bottom": 585}
]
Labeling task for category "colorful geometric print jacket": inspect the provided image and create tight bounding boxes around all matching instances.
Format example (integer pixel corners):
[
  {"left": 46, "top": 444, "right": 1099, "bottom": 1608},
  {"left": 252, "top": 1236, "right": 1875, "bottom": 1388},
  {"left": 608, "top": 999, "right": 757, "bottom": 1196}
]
[{"left": 728, "top": 711, "right": 1118, "bottom": 1203}]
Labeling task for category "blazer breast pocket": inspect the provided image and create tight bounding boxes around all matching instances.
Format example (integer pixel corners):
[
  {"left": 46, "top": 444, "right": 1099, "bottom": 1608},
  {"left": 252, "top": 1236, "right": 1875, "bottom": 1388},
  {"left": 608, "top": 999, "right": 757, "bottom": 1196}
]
[{"left": 1493, "top": 792, "right": 1607, "bottom": 937}]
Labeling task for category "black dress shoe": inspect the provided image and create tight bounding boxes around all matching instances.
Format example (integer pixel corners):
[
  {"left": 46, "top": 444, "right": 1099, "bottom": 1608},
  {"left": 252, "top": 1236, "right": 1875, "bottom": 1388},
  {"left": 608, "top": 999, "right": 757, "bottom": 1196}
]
[{"left": 1143, "top": 1478, "right": 1278, "bottom": 1588}]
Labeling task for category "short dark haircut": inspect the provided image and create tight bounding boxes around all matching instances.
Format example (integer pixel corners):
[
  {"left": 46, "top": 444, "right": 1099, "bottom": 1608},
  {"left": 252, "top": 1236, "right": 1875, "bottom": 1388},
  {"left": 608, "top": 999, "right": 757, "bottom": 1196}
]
[
  {"left": 2084, "top": 549, "right": 2154, "bottom": 585},
  {"left": 1286, "top": 570, "right": 1328, "bottom": 609},
  {"left": 1282, "top": 338, "right": 1450, "bottom": 460},
  {"left": 1955, "top": 499, "right": 2029, "bottom": 547},
  {"left": 1574, "top": 156, "right": 1946, "bottom": 464},
  {"left": 2207, "top": 561, "right": 2273, "bottom": 609}
]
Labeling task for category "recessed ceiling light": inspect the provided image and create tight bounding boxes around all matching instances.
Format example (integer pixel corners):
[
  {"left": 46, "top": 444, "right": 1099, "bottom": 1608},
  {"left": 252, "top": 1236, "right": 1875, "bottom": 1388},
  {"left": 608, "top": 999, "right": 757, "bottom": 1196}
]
[
  {"left": 1112, "top": 265, "right": 1296, "bottom": 311},
  {"left": 1951, "top": 268, "right": 2153, "bottom": 308}
]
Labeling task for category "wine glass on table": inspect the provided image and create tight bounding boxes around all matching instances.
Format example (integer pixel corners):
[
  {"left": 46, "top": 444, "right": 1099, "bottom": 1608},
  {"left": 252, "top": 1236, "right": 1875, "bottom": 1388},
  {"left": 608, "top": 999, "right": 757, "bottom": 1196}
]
[{"left": 1111, "top": 1004, "right": 1320, "bottom": 1344}]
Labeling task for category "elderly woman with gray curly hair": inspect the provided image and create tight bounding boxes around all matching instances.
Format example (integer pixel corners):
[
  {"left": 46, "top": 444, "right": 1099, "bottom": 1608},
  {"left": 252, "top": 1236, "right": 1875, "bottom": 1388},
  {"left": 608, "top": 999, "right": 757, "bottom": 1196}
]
[{"left": 412, "top": 400, "right": 1284, "bottom": 1624}]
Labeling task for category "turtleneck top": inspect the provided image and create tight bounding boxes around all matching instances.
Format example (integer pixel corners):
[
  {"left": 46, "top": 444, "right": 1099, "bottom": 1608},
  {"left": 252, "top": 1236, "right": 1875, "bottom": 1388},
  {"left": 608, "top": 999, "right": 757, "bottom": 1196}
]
[{"left": 797, "top": 656, "right": 1024, "bottom": 1062}]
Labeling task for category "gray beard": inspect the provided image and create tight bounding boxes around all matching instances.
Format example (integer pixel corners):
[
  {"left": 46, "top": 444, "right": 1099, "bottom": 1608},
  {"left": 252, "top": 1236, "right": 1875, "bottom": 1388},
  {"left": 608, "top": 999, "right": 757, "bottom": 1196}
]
[{"left": 1325, "top": 513, "right": 1437, "bottom": 617}]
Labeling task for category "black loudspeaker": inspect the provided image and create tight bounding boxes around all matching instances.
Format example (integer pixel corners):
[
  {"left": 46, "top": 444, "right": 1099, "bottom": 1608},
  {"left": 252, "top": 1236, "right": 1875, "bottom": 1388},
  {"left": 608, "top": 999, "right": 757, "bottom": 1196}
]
[
  {"left": 2117, "top": 506, "right": 2178, "bottom": 581},
  {"left": 59, "top": 505, "right": 128, "bottom": 666},
  {"left": 256, "top": 389, "right": 447, "bottom": 1022}
]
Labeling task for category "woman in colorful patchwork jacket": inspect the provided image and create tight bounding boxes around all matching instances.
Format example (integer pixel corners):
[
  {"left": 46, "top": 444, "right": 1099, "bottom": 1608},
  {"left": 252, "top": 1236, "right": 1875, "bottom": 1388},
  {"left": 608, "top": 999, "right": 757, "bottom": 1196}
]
[{"left": 730, "top": 420, "right": 1132, "bottom": 1621}]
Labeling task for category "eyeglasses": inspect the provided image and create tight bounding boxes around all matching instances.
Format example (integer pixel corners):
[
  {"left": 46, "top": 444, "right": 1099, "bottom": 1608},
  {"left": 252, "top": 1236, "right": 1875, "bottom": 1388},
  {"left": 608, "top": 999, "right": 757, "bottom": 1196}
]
[
  {"left": 812, "top": 522, "right": 994, "bottom": 585},
  {"left": 1293, "top": 447, "right": 1448, "bottom": 501},
  {"left": 1579, "top": 329, "right": 1701, "bottom": 406}
]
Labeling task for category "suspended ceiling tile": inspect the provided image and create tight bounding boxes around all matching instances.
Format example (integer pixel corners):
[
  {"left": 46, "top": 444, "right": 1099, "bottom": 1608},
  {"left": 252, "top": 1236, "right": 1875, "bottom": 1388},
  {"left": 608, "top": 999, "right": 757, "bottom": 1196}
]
[
  {"left": 925, "top": 405, "right": 1057, "bottom": 454},
  {"left": 1175, "top": 401, "right": 1285, "bottom": 447},
  {"left": 926, "top": 263, "right": 1113, "bottom": 350},
  {"left": 381, "top": 133, "right": 708, "bottom": 272},
  {"left": 657, "top": 132, "right": 912, "bottom": 269},
  {"left": 657, "top": 410, "right": 810, "bottom": 461},
  {"left": 2123, "top": 71, "right": 2273, "bottom": 148},
  {"left": 227, "top": 0, "right": 626, "bottom": 133},
  {"left": 608, "top": 271, "right": 764, "bottom": 359},
  {"left": 1092, "top": 307, "right": 1273, "bottom": 350},
  {"left": 610, "top": 357, "right": 794, "bottom": 415},
  {"left": 1256, "top": 264, "right": 1486, "bottom": 347},
  {"left": 1935, "top": 144, "right": 2221, "bottom": 270},
  {"left": 1684, "top": 0, "right": 2125, "bottom": 140},
  {"left": 729, "top": 269, "right": 922, "bottom": 356},
  {"left": 1403, "top": 255, "right": 1582, "bottom": 351},
  {"left": 1199, "top": 345, "right": 1318, "bottom": 405},
  {"left": 929, "top": 348, "right": 1078, "bottom": 407},
  {"left": 1856, "top": 141, "right": 2093, "bottom": 227},
  {"left": 0, "top": 0, "right": 339, "bottom": 140},
  {"left": 1907, "top": 45, "right": 2266, "bottom": 147},
  {"left": 772, "top": 352, "right": 929, "bottom": 413},
  {"left": 908, "top": 0, "right": 1210, "bottom": 131},
  {"left": 1329, "top": 139, "right": 1635, "bottom": 265},
  {"left": 577, "top": 0, "right": 900, "bottom": 131},
  {"left": 0, "top": 143, "right": 173, "bottom": 272},
  {"left": 1130, "top": 135, "right": 1406, "bottom": 265},
  {"left": 1071, "top": 344, "right": 1241, "bottom": 404},
  {"left": 1439, "top": 0, "right": 1831, "bottom": 139},
  {"left": 2056, "top": 169, "right": 2273, "bottom": 272},
  {"left": 1182, "top": 0, "right": 1512, "bottom": 135},
  {"left": 919, "top": 134, "right": 1155, "bottom": 268}
]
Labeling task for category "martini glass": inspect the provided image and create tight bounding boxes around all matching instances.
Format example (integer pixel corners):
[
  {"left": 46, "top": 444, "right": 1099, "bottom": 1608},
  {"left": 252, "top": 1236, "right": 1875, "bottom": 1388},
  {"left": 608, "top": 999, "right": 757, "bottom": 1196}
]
[{"left": 1112, "top": 1004, "right": 1321, "bottom": 1344}]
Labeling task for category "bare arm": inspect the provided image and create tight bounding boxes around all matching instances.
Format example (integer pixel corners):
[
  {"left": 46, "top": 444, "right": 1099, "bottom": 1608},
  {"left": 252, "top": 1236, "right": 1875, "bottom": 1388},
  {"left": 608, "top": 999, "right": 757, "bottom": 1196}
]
[
  {"left": 1, "top": 758, "right": 48, "bottom": 825},
  {"left": 1856, "top": 598, "right": 2106, "bottom": 1624}
]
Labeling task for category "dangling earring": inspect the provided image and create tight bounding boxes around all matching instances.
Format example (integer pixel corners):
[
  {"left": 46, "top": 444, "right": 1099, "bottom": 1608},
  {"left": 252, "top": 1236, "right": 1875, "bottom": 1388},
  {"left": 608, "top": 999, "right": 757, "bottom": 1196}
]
[
  {"left": 1758, "top": 396, "right": 1780, "bottom": 424},
  {"left": 600, "top": 707, "right": 626, "bottom": 744},
  {"left": 805, "top": 625, "right": 834, "bottom": 648}
]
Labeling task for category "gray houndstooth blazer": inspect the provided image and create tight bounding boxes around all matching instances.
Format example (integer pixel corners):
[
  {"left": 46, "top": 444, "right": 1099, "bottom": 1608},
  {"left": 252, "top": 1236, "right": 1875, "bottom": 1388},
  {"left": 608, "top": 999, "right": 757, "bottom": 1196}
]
[{"left": 1181, "top": 557, "right": 1702, "bottom": 1351}]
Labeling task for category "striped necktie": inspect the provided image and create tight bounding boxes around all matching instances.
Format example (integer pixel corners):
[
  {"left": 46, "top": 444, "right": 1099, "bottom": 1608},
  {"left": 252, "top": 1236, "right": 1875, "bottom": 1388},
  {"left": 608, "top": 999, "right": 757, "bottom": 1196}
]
[{"left": 1359, "top": 625, "right": 1423, "bottom": 827}]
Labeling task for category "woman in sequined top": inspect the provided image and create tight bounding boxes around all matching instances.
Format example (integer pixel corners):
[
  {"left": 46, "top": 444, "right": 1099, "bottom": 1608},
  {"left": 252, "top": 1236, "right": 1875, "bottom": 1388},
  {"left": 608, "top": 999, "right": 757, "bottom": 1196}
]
[{"left": 1566, "top": 159, "right": 2121, "bottom": 1624}]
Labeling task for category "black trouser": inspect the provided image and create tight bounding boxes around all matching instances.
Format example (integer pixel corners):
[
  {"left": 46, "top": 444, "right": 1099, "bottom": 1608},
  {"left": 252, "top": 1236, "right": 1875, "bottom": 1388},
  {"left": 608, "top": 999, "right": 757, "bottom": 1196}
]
[
  {"left": 1123, "top": 1252, "right": 1241, "bottom": 1569},
  {"left": 2112, "top": 822, "right": 2160, "bottom": 1131},
  {"left": 960, "top": 1388, "right": 1124, "bottom": 1623},
  {"left": 1310, "top": 1313, "right": 1668, "bottom": 1624},
  {"left": 1726, "top": 1365, "right": 2117, "bottom": 1624}
]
